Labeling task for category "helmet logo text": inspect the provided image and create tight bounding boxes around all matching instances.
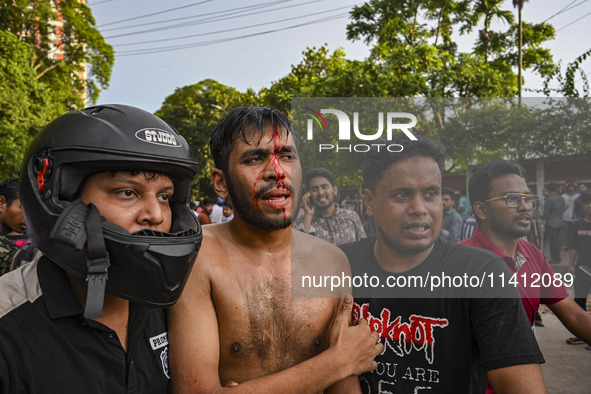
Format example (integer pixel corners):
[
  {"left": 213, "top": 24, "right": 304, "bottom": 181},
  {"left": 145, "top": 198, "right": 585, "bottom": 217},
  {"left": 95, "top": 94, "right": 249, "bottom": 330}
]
[{"left": 135, "top": 128, "right": 181, "bottom": 147}]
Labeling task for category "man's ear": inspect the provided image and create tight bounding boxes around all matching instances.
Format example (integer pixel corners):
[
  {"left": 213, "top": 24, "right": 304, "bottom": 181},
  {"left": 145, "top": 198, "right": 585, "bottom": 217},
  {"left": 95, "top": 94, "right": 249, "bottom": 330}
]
[
  {"left": 363, "top": 188, "right": 375, "bottom": 217},
  {"left": 211, "top": 169, "right": 229, "bottom": 200},
  {"left": 0, "top": 196, "right": 6, "bottom": 215},
  {"left": 473, "top": 201, "right": 487, "bottom": 222}
]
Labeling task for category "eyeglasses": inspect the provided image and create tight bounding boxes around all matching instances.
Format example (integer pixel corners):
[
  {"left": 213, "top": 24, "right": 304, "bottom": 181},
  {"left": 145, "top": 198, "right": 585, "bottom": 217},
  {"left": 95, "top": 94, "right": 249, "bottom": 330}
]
[{"left": 485, "top": 193, "right": 539, "bottom": 209}]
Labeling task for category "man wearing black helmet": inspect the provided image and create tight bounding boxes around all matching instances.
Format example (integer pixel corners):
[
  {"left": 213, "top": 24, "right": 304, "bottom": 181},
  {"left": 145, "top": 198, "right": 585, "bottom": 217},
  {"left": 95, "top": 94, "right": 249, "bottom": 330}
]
[
  {"left": 0, "top": 105, "right": 202, "bottom": 393},
  {"left": 168, "top": 106, "right": 382, "bottom": 393}
]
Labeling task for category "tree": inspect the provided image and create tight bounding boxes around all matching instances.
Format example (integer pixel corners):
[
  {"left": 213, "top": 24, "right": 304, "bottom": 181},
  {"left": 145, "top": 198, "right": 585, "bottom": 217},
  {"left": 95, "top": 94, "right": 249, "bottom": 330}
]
[
  {"left": 0, "top": 0, "right": 113, "bottom": 177},
  {"left": 155, "top": 79, "right": 259, "bottom": 197},
  {"left": 0, "top": 0, "right": 114, "bottom": 106},
  {"left": 542, "top": 48, "right": 591, "bottom": 97},
  {"left": 345, "top": 0, "right": 555, "bottom": 97},
  {"left": 470, "top": 0, "right": 514, "bottom": 62},
  {"left": 261, "top": 45, "right": 355, "bottom": 113},
  {"left": 156, "top": 2, "right": 568, "bottom": 187},
  {"left": 0, "top": 31, "right": 64, "bottom": 178},
  {"left": 513, "top": 0, "right": 529, "bottom": 101}
]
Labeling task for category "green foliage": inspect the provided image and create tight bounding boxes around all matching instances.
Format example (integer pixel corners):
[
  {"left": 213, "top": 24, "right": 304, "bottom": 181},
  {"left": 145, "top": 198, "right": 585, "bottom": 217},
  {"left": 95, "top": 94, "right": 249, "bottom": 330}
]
[
  {"left": 0, "top": 0, "right": 113, "bottom": 176},
  {"left": 0, "top": 0, "right": 113, "bottom": 105},
  {"left": 155, "top": 79, "right": 259, "bottom": 197},
  {"left": 542, "top": 49, "right": 591, "bottom": 97},
  {"left": 0, "top": 31, "right": 64, "bottom": 178},
  {"left": 344, "top": 0, "right": 555, "bottom": 98},
  {"left": 260, "top": 45, "right": 352, "bottom": 112},
  {"left": 158, "top": 1, "right": 576, "bottom": 190}
]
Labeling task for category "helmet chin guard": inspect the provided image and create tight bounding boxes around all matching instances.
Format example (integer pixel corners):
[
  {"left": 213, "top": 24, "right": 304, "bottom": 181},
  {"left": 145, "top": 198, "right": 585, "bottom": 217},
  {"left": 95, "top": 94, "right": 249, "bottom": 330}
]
[
  {"left": 20, "top": 105, "right": 202, "bottom": 316},
  {"left": 83, "top": 204, "right": 110, "bottom": 319}
]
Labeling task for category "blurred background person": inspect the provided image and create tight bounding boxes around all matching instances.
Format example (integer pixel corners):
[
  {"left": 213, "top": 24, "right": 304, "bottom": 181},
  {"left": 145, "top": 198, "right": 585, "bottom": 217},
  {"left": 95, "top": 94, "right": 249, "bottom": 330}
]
[
  {"left": 221, "top": 200, "right": 234, "bottom": 222},
  {"left": 0, "top": 178, "right": 29, "bottom": 275}
]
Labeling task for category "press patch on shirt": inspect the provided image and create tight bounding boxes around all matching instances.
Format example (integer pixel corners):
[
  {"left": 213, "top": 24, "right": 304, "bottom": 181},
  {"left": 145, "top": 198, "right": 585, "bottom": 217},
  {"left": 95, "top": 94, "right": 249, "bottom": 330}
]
[{"left": 149, "top": 332, "right": 168, "bottom": 350}]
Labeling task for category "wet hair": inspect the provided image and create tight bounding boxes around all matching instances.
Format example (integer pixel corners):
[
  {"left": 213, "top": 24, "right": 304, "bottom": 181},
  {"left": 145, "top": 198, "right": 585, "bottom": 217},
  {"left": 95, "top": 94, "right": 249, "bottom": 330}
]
[
  {"left": 468, "top": 160, "right": 526, "bottom": 222},
  {"left": 442, "top": 187, "right": 455, "bottom": 198},
  {"left": 209, "top": 106, "right": 298, "bottom": 175},
  {"left": 0, "top": 178, "right": 19, "bottom": 206},
  {"left": 362, "top": 134, "right": 446, "bottom": 193},
  {"left": 304, "top": 167, "right": 336, "bottom": 188}
]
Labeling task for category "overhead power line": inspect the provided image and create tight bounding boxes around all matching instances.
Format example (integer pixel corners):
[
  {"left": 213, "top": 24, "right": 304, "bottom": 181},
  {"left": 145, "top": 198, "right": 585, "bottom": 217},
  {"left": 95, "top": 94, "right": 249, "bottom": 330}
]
[
  {"left": 115, "top": 12, "right": 349, "bottom": 56},
  {"left": 100, "top": 0, "right": 295, "bottom": 32},
  {"left": 556, "top": 10, "right": 591, "bottom": 32},
  {"left": 113, "top": 2, "right": 355, "bottom": 47},
  {"left": 88, "top": 0, "right": 117, "bottom": 5},
  {"left": 97, "top": 0, "right": 214, "bottom": 27},
  {"left": 543, "top": 0, "right": 589, "bottom": 23},
  {"left": 102, "top": 0, "right": 334, "bottom": 39}
]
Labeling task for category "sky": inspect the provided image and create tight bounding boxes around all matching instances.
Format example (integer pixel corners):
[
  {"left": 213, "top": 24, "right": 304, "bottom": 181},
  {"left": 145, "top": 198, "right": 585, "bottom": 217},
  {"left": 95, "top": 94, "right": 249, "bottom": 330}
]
[{"left": 89, "top": 0, "right": 591, "bottom": 113}]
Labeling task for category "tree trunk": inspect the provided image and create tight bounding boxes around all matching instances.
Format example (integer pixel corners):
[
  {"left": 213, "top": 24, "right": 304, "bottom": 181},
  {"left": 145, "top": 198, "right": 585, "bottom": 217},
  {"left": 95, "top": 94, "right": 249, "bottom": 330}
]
[{"left": 518, "top": 3, "right": 523, "bottom": 106}]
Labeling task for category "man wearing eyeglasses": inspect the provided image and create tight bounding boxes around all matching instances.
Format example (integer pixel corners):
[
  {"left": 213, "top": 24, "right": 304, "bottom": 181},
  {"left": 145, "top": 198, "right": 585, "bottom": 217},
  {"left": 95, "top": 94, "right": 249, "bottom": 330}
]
[{"left": 460, "top": 160, "right": 591, "bottom": 345}]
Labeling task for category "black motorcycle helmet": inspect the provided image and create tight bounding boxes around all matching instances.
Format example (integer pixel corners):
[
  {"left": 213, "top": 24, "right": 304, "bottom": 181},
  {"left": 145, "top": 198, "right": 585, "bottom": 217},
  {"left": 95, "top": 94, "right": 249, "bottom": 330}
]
[{"left": 19, "top": 104, "right": 202, "bottom": 317}]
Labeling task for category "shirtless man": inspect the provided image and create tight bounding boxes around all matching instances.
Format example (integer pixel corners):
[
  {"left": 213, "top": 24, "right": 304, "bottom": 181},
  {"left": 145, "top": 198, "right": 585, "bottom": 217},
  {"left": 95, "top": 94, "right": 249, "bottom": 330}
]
[{"left": 169, "top": 106, "right": 382, "bottom": 393}]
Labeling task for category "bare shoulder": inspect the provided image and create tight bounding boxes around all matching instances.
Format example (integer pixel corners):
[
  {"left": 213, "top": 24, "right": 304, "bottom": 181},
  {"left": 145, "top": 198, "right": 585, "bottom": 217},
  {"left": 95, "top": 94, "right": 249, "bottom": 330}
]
[
  {"left": 292, "top": 230, "right": 349, "bottom": 268},
  {"left": 193, "top": 223, "right": 232, "bottom": 265},
  {"left": 291, "top": 230, "right": 351, "bottom": 298},
  {"left": 178, "top": 223, "right": 233, "bottom": 295}
]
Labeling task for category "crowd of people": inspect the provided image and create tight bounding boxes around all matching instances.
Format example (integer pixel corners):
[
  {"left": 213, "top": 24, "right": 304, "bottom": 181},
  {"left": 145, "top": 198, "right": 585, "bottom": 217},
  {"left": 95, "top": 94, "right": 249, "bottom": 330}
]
[{"left": 0, "top": 104, "right": 589, "bottom": 393}]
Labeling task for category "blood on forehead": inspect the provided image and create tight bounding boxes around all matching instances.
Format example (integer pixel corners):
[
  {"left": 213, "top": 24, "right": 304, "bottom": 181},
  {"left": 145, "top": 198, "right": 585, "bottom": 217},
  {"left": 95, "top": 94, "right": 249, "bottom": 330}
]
[
  {"left": 250, "top": 123, "right": 291, "bottom": 185},
  {"left": 236, "top": 122, "right": 292, "bottom": 149}
]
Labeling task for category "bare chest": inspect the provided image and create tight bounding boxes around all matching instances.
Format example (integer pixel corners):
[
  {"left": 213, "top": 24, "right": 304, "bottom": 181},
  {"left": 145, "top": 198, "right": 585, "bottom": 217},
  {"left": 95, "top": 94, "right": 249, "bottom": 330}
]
[{"left": 213, "top": 274, "right": 334, "bottom": 381}]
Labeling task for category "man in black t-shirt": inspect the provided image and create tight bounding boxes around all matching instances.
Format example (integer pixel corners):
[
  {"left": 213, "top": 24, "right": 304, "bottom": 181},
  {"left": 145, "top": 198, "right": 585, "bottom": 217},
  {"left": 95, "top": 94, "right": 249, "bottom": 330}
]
[{"left": 340, "top": 135, "right": 545, "bottom": 393}]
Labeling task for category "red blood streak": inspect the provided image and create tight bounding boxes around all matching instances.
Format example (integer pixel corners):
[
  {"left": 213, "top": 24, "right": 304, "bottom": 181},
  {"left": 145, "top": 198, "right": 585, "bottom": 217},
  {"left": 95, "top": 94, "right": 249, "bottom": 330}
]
[{"left": 250, "top": 123, "right": 289, "bottom": 222}]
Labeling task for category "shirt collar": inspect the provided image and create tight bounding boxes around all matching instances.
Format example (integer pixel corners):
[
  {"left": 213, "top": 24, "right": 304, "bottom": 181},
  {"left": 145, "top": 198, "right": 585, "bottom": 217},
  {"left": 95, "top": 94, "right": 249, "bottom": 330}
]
[
  {"left": 472, "top": 228, "right": 530, "bottom": 272},
  {"left": 38, "top": 256, "right": 85, "bottom": 319}
]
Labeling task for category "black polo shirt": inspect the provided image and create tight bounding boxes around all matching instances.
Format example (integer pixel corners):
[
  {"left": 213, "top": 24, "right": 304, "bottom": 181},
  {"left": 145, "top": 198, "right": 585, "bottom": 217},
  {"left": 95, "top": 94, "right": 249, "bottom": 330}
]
[{"left": 0, "top": 257, "right": 170, "bottom": 393}]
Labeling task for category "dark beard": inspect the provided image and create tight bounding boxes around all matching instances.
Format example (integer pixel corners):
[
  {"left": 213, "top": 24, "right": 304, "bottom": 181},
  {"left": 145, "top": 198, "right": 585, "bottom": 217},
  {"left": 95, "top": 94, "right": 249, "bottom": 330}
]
[
  {"left": 226, "top": 175, "right": 293, "bottom": 231},
  {"left": 313, "top": 198, "right": 334, "bottom": 212},
  {"left": 507, "top": 225, "right": 531, "bottom": 240}
]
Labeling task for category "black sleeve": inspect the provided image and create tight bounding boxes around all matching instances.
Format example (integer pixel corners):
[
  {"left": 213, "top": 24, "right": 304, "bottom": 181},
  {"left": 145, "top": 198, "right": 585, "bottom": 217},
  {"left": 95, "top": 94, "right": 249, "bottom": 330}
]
[{"left": 471, "top": 296, "right": 544, "bottom": 372}]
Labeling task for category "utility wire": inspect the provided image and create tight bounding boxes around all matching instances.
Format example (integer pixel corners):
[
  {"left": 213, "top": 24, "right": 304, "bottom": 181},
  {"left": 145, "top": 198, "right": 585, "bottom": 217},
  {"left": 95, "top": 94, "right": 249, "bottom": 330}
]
[
  {"left": 102, "top": 0, "right": 336, "bottom": 39},
  {"left": 101, "top": 0, "right": 298, "bottom": 32},
  {"left": 116, "top": 12, "right": 348, "bottom": 56},
  {"left": 113, "top": 2, "right": 355, "bottom": 47},
  {"left": 89, "top": 0, "right": 117, "bottom": 5},
  {"left": 97, "top": 0, "right": 214, "bottom": 27},
  {"left": 101, "top": 0, "right": 292, "bottom": 32},
  {"left": 556, "top": 10, "right": 591, "bottom": 32},
  {"left": 542, "top": 0, "right": 589, "bottom": 23}
]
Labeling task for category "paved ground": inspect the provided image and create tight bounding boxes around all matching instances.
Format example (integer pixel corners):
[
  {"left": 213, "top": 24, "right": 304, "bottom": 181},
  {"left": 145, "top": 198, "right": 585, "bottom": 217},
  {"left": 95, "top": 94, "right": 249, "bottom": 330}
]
[
  {"left": 536, "top": 245, "right": 591, "bottom": 393},
  {"left": 536, "top": 304, "right": 591, "bottom": 393}
]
